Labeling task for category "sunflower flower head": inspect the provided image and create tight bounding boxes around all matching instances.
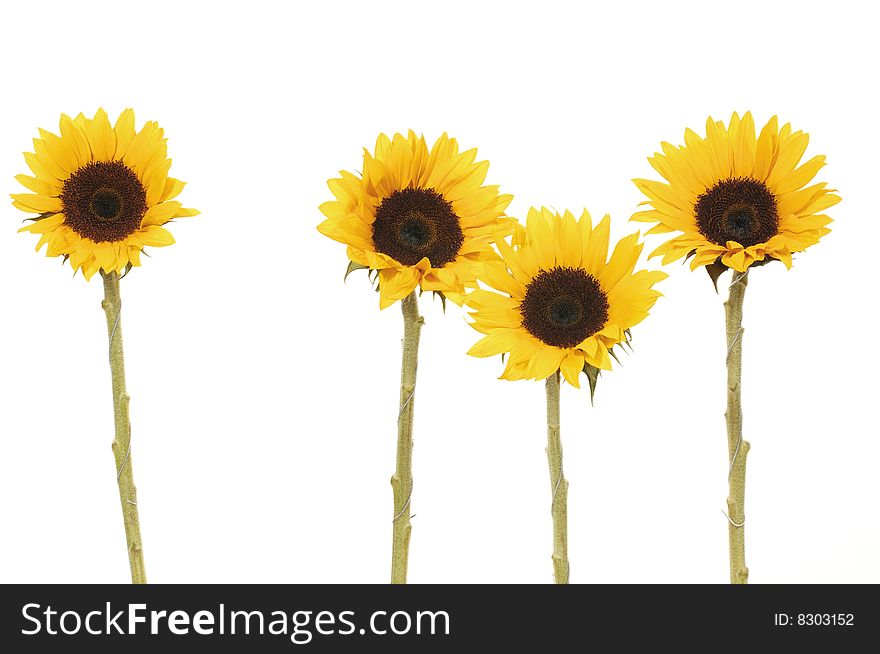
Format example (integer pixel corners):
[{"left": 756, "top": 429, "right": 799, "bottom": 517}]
[
  {"left": 318, "top": 131, "right": 514, "bottom": 309},
  {"left": 466, "top": 208, "right": 666, "bottom": 394},
  {"left": 13, "top": 108, "right": 199, "bottom": 280},
  {"left": 632, "top": 112, "right": 840, "bottom": 281}
]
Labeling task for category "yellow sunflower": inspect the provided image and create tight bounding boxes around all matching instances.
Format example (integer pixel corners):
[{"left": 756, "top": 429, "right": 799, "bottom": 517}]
[
  {"left": 467, "top": 208, "right": 666, "bottom": 388},
  {"left": 318, "top": 131, "right": 514, "bottom": 308},
  {"left": 632, "top": 112, "right": 840, "bottom": 273},
  {"left": 13, "top": 108, "right": 198, "bottom": 280}
]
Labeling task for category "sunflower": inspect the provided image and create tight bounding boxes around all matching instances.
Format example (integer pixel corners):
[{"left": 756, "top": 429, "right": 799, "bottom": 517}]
[
  {"left": 13, "top": 108, "right": 198, "bottom": 280},
  {"left": 466, "top": 208, "right": 666, "bottom": 388},
  {"left": 318, "top": 131, "right": 514, "bottom": 309},
  {"left": 632, "top": 112, "right": 840, "bottom": 273}
]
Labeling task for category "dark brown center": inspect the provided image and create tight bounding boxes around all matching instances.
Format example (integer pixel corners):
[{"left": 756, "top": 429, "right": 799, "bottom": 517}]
[
  {"left": 694, "top": 177, "right": 778, "bottom": 248},
  {"left": 520, "top": 267, "right": 609, "bottom": 348},
  {"left": 371, "top": 187, "right": 464, "bottom": 267},
  {"left": 61, "top": 161, "right": 147, "bottom": 243}
]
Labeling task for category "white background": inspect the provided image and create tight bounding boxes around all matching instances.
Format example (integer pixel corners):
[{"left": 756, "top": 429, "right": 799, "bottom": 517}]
[{"left": 0, "top": 0, "right": 877, "bottom": 584}]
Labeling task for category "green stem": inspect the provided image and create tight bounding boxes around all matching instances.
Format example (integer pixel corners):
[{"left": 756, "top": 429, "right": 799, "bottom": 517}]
[
  {"left": 545, "top": 371, "right": 569, "bottom": 584},
  {"left": 724, "top": 271, "right": 749, "bottom": 584},
  {"left": 101, "top": 271, "right": 147, "bottom": 584},
  {"left": 390, "top": 292, "right": 423, "bottom": 584}
]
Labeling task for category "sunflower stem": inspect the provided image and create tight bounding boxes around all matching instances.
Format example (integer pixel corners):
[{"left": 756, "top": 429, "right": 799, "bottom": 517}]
[
  {"left": 390, "top": 291, "right": 423, "bottom": 584},
  {"left": 101, "top": 271, "right": 147, "bottom": 584},
  {"left": 724, "top": 270, "right": 749, "bottom": 584},
  {"left": 545, "top": 371, "right": 569, "bottom": 584}
]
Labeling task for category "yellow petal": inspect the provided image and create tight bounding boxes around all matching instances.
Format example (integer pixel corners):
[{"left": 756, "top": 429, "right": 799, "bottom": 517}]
[
  {"left": 145, "top": 158, "right": 173, "bottom": 206},
  {"left": 138, "top": 225, "right": 176, "bottom": 247},
  {"left": 482, "top": 261, "right": 525, "bottom": 298},
  {"left": 775, "top": 155, "right": 825, "bottom": 195},
  {"left": 558, "top": 210, "right": 581, "bottom": 267},
  {"left": 526, "top": 208, "right": 555, "bottom": 269},
  {"left": 527, "top": 346, "right": 565, "bottom": 381},
  {"left": 38, "top": 128, "right": 80, "bottom": 172},
  {"left": 467, "top": 331, "right": 517, "bottom": 358},
  {"left": 766, "top": 130, "right": 809, "bottom": 188},
  {"left": 560, "top": 351, "right": 584, "bottom": 388},
  {"left": 601, "top": 232, "right": 643, "bottom": 291},
  {"left": 11, "top": 193, "right": 63, "bottom": 213},
  {"left": 24, "top": 151, "right": 59, "bottom": 182},
  {"left": 582, "top": 214, "right": 610, "bottom": 276},
  {"left": 59, "top": 114, "right": 92, "bottom": 164},
  {"left": 15, "top": 174, "right": 57, "bottom": 196},
  {"left": 162, "top": 177, "right": 186, "bottom": 202},
  {"left": 93, "top": 243, "right": 117, "bottom": 270},
  {"left": 113, "top": 109, "right": 136, "bottom": 160},
  {"left": 141, "top": 202, "right": 179, "bottom": 227},
  {"left": 87, "top": 108, "right": 116, "bottom": 161},
  {"left": 18, "top": 213, "right": 65, "bottom": 234}
]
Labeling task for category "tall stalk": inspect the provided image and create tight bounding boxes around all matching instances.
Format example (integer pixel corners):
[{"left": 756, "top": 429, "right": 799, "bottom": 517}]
[
  {"left": 724, "top": 271, "right": 749, "bottom": 584},
  {"left": 101, "top": 271, "right": 147, "bottom": 584},
  {"left": 545, "top": 371, "right": 569, "bottom": 584},
  {"left": 390, "top": 291, "right": 423, "bottom": 584}
]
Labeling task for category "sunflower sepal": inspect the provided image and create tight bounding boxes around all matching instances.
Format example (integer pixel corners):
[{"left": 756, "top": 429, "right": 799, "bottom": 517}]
[
  {"left": 20, "top": 211, "right": 58, "bottom": 224},
  {"left": 704, "top": 258, "right": 728, "bottom": 293},
  {"left": 621, "top": 328, "right": 634, "bottom": 353},
  {"left": 582, "top": 362, "right": 601, "bottom": 405},
  {"left": 343, "top": 260, "right": 370, "bottom": 282},
  {"left": 608, "top": 348, "right": 621, "bottom": 365},
  {"left": 616, "top": 327, "right": 635, "bottom": 356},
  {"left": 430, "top": 290, "right": 447, "bottom": 313}
]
